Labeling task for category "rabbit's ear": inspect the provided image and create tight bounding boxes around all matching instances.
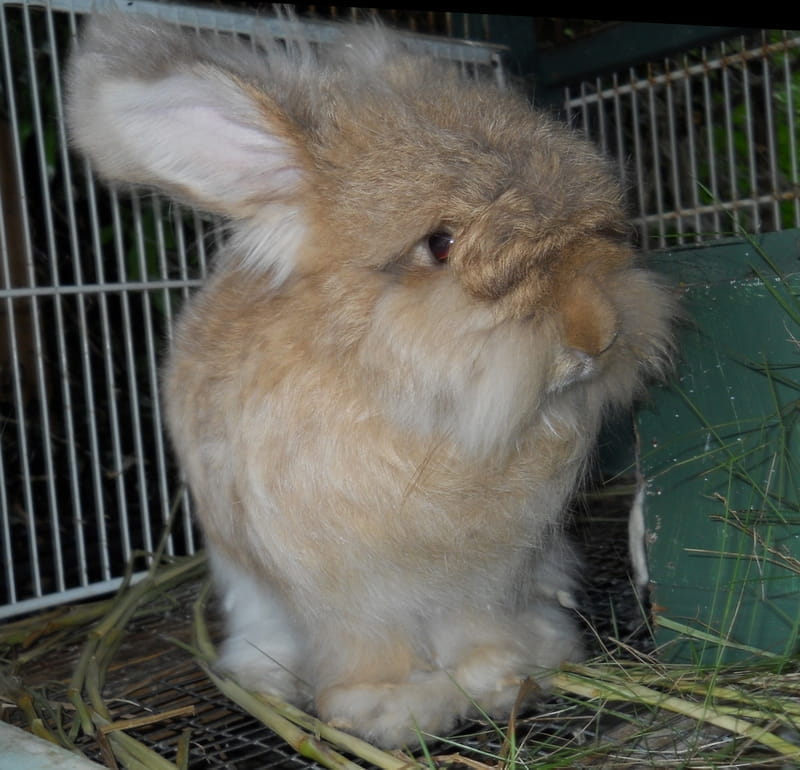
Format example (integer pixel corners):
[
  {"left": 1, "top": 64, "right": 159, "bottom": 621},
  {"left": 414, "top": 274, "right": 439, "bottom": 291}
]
[{"left": 66, "top": 21, "right": 308, "bottom": 218}]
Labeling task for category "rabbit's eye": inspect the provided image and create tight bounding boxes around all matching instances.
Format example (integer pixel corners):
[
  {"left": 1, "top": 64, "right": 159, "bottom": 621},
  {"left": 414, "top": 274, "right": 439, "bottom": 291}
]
[{"left": 427, "top": 231, "right": 454, "bottom": 263}]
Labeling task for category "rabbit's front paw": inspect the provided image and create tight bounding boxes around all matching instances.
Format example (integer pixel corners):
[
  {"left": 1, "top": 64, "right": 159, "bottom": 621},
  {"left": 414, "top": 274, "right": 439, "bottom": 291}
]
[
  {"left": 453, "top": 646, "right": 537, "bottom": 717},
  {"left": 317, "top": 671, "right": 467, "bottom": 748}
]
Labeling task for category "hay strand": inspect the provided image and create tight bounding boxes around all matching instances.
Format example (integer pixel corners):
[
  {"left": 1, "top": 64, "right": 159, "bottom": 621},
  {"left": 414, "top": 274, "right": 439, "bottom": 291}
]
[{"left": 553, "top": 662, "right": 800, "bottom": 758}]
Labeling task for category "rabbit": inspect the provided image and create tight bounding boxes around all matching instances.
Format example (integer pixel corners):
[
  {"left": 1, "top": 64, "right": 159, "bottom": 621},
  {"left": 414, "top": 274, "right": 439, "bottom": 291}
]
[{"left": 65, "top": 11, "right": 675, "bottom": 748}]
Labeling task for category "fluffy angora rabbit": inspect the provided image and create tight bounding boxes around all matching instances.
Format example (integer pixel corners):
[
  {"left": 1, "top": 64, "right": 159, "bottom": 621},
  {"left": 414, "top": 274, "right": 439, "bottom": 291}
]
[{"left": 66, "top": 12, "right": 673, "bottom": 747}]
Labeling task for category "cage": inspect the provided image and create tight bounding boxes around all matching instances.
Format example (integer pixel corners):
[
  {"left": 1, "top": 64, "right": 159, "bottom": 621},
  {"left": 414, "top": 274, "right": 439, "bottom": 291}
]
[
  {"left": 0, "top": 0, "right": 508, "bottom": 621},
  {"left": 551, "top": 25, "right": 800, "bottom": 247},
  {"left": 2, "top": 2, "right": 800, "bottom": 767}
]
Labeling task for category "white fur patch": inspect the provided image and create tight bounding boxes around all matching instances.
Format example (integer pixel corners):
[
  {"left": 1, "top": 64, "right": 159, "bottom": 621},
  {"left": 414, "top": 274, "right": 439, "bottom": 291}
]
[
  {"left": 318, "top": 672, "right": 466, "bottom": 747},
  {"left": 209, "top": 548, "right": 310, "bottom": 704},
  {"left": 98, "top": 71, "right": 302, "bottom": 207},
  {"left": 629, "top": 482, "right": 650, "bottom": 592},
  {"left": 227, "top": 207, "right": 308, "bottom": 285}
]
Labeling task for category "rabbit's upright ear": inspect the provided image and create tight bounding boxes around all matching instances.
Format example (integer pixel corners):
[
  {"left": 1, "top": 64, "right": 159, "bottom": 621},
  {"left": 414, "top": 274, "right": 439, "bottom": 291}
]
[{"left": 65, "top": 14, "right": 308, "bottom": 219}]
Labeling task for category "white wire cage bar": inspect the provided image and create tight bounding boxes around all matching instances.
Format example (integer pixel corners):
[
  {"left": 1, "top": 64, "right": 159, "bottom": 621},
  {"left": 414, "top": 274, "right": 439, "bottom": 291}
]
[
  {"left": 563, "top": 29, "right": 800, "bottom": 249},
  {"left": 0, "top": 0, "right": 507, "bottom": 619}
]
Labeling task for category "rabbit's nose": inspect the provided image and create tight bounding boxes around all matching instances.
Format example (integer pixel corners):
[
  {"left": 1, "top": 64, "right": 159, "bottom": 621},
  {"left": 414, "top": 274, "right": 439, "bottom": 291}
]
[{"left": 560, "top": 276, "right": 619, "bottom": 358}]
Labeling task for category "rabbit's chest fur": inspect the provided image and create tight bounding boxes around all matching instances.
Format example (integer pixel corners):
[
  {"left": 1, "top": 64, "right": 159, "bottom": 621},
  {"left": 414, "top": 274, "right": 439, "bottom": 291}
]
[{"left": 165, "top": 270, "right": 590, "bottom": 601}]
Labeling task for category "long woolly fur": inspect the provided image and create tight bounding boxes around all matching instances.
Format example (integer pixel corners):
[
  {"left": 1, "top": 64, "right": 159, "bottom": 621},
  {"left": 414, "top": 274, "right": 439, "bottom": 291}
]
[{"left": 66, "top": 11, "right": 676, "bottom": 748}]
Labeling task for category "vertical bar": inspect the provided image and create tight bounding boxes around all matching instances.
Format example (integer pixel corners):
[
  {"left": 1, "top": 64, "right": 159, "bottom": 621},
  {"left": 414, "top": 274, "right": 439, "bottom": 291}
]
[
  {"left": 610, "top": 72, "right": 628, "bottom": 193},
  {"left": 721, "top": 39, "right": 741, "bottom": 233},
  {"left": 681, "top": 53, "right": 702, "bottom": 241},
  {"left": 120, "top": 192, "right": 153, "bottom": 558},
  {"left": 562, "top": 85, "right": 573, "bottom": 126},
  {"left": 594, "top": 76, "right": 608, "bottom": 155},
  {"left": 739, "top": 35, "right": 760, "bottom": 233},
  {"left": 136, "top": 194, "right": 173, "bottom": 555},
  {"left": 0, "top": 4, "right": 18, "bottom": 603},
  {"left": 785, "top": 33, "right": 800, "bottom": 228},
  {"left": 150, "top": 196, "right": 178, "bottom": 555},
  {"left": 629, "top": 68, "right": 649, "bottom": 247},
  {"left": 701, "top": 46, "right": 723, "bottom": 237},
  {"left": 579, "top": 81, "right": 591, "bottom": 142},
  {"left": 664, "top": 61, "right": 684, "bottom": 244},
  {"left": 93, "top": 185, "right": 125, "bottom": 580},
  {"left": 492, "top": 52, "right": 505, "bottom": 90},
  {"left": 646, "top": 63, "right": 667, "bottom": 248},
  {"left": 0, "top": 435, "right": 12, "bottom": 602},
  {"left": 85, "top": 175, "right": 129, "bottom": 577},
  {"left": 0, "top": 2, "right": 22, "bottom": 602},
  {"left": 760, "top": 32, "right": 780, "bottom": 231}
]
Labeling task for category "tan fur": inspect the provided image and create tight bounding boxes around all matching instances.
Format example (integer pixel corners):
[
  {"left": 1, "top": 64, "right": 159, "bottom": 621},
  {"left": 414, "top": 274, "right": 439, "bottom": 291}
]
[{"left": 66, "top": 13, "right": 675, "bottom": 748}]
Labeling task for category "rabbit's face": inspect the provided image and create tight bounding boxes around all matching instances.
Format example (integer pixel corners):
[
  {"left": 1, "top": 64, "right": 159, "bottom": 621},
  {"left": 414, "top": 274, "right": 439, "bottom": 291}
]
[{"left": 265, "top": 60, "right": 671, "bottom": 455}]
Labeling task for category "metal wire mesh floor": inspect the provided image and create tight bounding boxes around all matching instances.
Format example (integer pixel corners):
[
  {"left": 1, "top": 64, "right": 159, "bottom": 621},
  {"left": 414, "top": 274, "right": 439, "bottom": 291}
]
[
  {"left": 2, "top": 579, "right": 341, "bottom": 769},
  {"left": 106, "top": 658, "right": 321, "bottom": 769}
]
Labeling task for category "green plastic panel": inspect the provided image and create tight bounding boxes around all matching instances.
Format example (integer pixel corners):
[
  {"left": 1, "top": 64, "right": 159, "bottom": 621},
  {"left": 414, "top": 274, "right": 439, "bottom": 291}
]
[{"left": 638, "top": 230, "right": 800, "bottom": 664}]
